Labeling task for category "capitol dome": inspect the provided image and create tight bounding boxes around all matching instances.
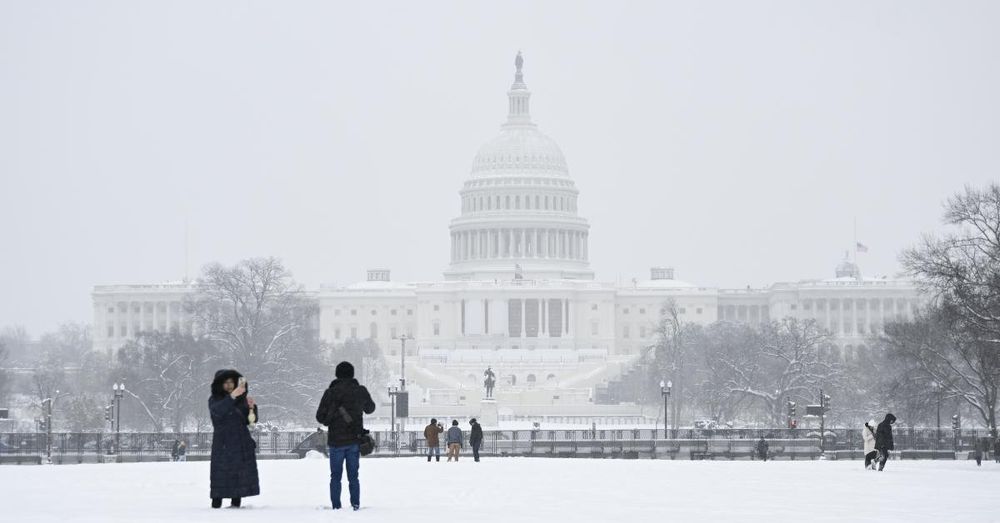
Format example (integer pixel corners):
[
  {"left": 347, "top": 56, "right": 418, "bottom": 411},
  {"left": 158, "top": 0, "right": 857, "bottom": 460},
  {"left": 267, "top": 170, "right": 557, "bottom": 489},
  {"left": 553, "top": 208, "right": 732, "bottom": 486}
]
[
  {"left": 471, "top": 127, "right": 569, "bottom": 176},
  {"left": 445, "top": 53, "right": 593, "bottom": 282}
]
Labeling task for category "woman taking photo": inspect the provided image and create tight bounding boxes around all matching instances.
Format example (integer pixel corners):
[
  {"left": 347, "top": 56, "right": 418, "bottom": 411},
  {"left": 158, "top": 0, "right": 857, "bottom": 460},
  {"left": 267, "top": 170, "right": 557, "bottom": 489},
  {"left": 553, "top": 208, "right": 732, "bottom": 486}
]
[{"left": 208, "top": 369, "right": 260, "bottom": 508}]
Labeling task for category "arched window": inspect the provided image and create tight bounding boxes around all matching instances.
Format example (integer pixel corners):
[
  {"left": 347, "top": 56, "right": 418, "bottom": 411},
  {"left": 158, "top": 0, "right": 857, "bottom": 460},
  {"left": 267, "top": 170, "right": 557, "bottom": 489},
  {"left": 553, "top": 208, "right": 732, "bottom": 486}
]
[
  {"left": 527, "top": 374, "right": 537, "bottom": 386},
  {"left": 546, "top": 373, "right": 556, "bottom": 382}
]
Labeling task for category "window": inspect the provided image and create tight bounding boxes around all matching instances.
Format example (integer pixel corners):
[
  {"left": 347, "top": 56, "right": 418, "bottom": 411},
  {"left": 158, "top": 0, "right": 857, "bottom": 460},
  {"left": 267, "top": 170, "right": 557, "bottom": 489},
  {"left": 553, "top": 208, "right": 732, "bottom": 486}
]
[
  {"left": 433, "top": 304, "right": 440, "bottom": 312},
  {"left": 790, "top": 304, "right": 797, "bottom": 311},
  {"left": 591, "top": 304, "right": 598, "bottom": 311},
  {"left": 350, "top": 327, "right": 358, "bottom": 338},
  {"left": 107, "top": 307, "right": 114, "bottom": 314},
  {"left": 369, "top": 322, "right": 378, "bottom": 339},
  {"left": 371, "top": 310, "right": 377, "bottom": 316},
  {"left": 334, "top": 327, "right": 341, "bottom": 339},
  {"left": 639, "top": 308, "right": 646, "bottom": 314},
  {"left": 407, "top": 309, "right": 413, "bottom": 316},
  {"left": 391, "top": 309, "right": 397, "bottom": 316},
  {"left": 334, "top": 309, "right": 341, "bottom": 316},
  {"left": 696, "top": 308, "right": 703, "bottom": 314},
  {"left": 591, "top": 321, "right": 599, "bottom": 335},
  {"left": 433, "top": 322, "right": 440, "bottom": 336},
  {"left": 679, "top": 308, "right": 686, "bottom": 314},
  {"left": 351, "top": 309, "right": 357, "bottom": 316},
  {"left": 390, "top": 327, "right": 397, "bottom": 339},
  {"left": 622, "top": 325, "right": 630, "bottom": 338},
  {"left": 623, "top": 308, "right": 630, "bottom": 314},
  {"left": 107, "top": 325, "right": 114, "bottom": 337},
  {"left": 639, "top": 326, "right": 647, "bottom": 338}
]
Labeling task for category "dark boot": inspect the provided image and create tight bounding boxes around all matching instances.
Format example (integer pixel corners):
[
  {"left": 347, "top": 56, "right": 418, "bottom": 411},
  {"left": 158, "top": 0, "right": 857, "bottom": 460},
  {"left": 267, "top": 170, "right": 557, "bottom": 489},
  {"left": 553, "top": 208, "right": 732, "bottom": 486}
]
[
  {"left": 211, "top": 498, "right": 222, "bottom": 509},
  {"left": 230, "top": 497, "right": 241, "bottom": 508},
  {"left": 427, "top": 455, "right": 432, "bottom": 462},
  {"left": 435, "top": 455, "right": 440, "bottom": 462}
]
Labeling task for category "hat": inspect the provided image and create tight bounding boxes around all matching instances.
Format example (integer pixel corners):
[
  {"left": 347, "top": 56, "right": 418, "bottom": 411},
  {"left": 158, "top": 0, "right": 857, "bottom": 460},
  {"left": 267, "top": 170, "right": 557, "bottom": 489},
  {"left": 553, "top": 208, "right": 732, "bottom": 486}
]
[
  {"left": 335, "top": 361, "right": 355, "bottom": 379},
  {"left": 469, "top": 418, "right": 477, "bottom": 424}
]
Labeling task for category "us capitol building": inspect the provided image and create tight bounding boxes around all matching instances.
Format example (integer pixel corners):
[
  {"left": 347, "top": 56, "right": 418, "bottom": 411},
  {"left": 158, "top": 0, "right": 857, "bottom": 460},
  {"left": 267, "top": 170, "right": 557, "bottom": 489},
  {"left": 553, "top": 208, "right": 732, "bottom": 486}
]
[{"left": 92, "top": 54, "right": 922, "bottom": 425}]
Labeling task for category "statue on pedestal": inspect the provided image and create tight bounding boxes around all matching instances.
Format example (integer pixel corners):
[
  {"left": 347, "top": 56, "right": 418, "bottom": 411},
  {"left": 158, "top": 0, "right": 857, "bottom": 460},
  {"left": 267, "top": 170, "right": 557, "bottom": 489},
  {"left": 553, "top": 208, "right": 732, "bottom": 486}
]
[{"left": 483, "top": 366, "right": 496, "bottom": 399}]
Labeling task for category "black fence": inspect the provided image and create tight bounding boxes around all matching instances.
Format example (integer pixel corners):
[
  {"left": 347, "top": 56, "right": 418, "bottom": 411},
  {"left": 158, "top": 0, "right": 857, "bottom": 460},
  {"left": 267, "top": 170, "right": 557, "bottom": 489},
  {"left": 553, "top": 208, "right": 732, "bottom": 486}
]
[{"left": 1, "top": 427, "right": 995, "bottom": 462}]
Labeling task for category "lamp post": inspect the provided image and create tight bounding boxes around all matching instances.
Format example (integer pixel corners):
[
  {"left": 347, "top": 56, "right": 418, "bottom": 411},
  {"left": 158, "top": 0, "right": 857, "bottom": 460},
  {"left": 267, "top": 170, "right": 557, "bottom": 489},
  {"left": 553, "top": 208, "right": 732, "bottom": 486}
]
[
  {"left": 660, "top": 380, "right": 672, "bottom": 438},
  {"left": 393, "top": 334, "right": 413, "bottom": 439},
  {"left": 42, "top": 395, "right": 54, "bottom": 464},
  {"left": 931, "top": 381, "right": 942, "bottom": 448},
  {"left": 387, "top": 385, "right": 398, "bottom": 454},
  {"left": 112, "top": 382, "right": 125, "bottom": 461}
]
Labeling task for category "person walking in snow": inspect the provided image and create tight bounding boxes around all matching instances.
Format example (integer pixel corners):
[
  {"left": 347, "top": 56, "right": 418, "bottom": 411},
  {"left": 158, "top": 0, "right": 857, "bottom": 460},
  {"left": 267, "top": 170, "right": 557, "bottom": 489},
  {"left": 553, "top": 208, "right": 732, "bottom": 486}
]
[
  {"left": 862, "top": 419, "right": 878, "bottom": 470},
  {"left": 424, "top": 419, "right": 444, "bottom": 462},
  {"left": 446, "top": 420, "right": 463, "bottom": 462},
  {"left": 874, "top": 413, "right": 896, "bottom": 471},
  {"left": 469, "top": 418, "right": 483, "bottom": 462},
  {"left": 755, "top": 437, "right": 769, "bottom": 461}
]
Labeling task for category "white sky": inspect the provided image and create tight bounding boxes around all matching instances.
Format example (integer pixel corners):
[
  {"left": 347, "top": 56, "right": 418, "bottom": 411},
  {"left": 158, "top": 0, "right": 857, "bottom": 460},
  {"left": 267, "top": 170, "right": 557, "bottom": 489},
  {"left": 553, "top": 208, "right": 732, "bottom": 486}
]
[{"left": 2, "top": 1, "right": 998, "bottom": 335}]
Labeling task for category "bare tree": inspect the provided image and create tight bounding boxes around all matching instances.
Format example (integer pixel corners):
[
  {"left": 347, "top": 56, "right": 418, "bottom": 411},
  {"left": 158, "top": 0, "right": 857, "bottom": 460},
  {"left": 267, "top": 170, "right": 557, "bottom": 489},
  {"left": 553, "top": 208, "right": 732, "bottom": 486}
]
[
  {"left": 881, "top": 307, "right": 999, "bottom": 436},
  {"left": 902, "top": 183, "right": 1000, "bottom": 350},
  {"left": 114, "top": 331, "right": 216, "bottom": 431},
  {"left": 186, "top": 257, "right": 329, "bottom": 422}
]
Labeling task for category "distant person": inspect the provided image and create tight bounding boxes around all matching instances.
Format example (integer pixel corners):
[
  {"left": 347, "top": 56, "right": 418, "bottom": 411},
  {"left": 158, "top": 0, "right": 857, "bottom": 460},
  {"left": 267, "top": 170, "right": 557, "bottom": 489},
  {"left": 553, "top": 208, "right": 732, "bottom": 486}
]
[
  {"left": 973, "top": 438, "right": 983, "bottom": 467},
  {"left": 875, "top": 413, "right": 896, "bottom": 471},
  {"left": 994, "top": 437, "right": 1000, "bottom": 464},
  {"left": 208, "top": 369, "right": 260, "bottom": 508},
  {"left": 316, "top": 361, "right": 376, "bottom": 511},
  {"left": 755, "top": 437, "right": 769, "bottom": 461},
  {"left": 446, "top": 420, "right": 463, "bottom": 462},
  {"left": 424, "top": 418, "right": 444, "bottom": 462},
  {"left": 862, "top": 419, "right": 877, "bottom": 470},
  {"left": 469, "top": 418, "right": 483, "bottom": 462},
  {"left": 176, "top": 440, "right": 187, "bottom": 462},
  {"left": 171, "top": 440, "right": 180, "bottom": 461}
]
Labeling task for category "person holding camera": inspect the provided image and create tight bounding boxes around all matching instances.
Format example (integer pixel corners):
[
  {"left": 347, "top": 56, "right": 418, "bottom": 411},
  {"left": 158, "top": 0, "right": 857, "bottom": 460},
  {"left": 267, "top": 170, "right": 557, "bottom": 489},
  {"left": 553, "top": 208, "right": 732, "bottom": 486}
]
[
  {"left": 316, "top": 361, "right": 376, "bottom": 511},
  {"left": 424, "top": 419, "right": 444, "bottom": 462},
  {"left": 208, "top": 369, "right": 260, "bottom": 509}
]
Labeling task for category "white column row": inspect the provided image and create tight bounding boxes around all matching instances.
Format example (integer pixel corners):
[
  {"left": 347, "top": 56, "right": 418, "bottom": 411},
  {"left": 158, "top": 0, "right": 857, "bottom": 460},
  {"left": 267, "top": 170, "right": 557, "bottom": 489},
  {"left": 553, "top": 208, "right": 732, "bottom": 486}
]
[{"left": 451, "top": 229, "right": 590, "bottom": 262}]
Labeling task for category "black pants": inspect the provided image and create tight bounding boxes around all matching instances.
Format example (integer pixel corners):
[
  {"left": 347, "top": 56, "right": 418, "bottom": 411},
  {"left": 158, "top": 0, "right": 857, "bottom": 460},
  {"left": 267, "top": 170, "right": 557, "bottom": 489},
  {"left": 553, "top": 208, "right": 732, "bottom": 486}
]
[
  {"left": 472, "top": 441, "right": 481, "bottom": 462},
  {"left": 864, "top": 451, "right": 877, "bottom": 468},
  {"left": 876, "top": 448, "right": 889, "bottom": 471}
]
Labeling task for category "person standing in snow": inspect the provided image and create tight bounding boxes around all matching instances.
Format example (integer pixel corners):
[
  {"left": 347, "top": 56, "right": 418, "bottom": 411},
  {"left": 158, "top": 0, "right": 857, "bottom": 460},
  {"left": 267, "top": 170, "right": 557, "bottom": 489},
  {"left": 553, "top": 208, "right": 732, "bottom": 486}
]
[
  {"left": 315, "top": 361, "right": 376, "bottom": 511},
  {"left": 973, "top": 438, "right": 983, "bottom": 466},
  {"left": 994, "top": 437, "right": 1000, "bottom": 463},
  {"left": 862, "top": 419, "right": 878, "bottom": 470},
  {"left": 446, "top": 420, "right": 463, "bottom": 462},
  {"left": 874, "top": 413, "right": 896, "bottom": 471},
  {"left": 424, "top": 419, "right": 444, "bottom": 462},
  {"left": 208, "top": 369, "right": 260, "bottom": 509},
  {"left": 176, "top": 440, "right": 187, "bottom": 462},
  {"left": 469, "top": 418, "right": 483, "bottom": 462},
  {"left": 755, "top": 437, "right": 769, "bottom": 461}
]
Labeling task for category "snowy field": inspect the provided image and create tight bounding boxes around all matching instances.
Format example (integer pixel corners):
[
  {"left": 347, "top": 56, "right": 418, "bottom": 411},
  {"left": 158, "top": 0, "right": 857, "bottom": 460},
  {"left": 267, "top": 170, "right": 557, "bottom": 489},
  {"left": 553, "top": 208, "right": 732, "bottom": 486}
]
[{"left": 2, "top": 457, "right": 998, "bottom": 523}]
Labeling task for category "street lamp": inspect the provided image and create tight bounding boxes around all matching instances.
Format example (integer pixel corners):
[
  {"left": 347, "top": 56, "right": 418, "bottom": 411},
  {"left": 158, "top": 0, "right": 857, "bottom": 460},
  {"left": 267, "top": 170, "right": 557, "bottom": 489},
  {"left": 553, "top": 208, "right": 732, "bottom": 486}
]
[
  {"left": 112, "top": 382, "right": 125, "bottom": 460},
  {"left": 660, "top": 380, "right": 672, "bottom": 438},
  {"left": 931, "top": 381, "right": 942, "bottom": 447},
  {"left": 392, "top": 333, "right": 413, "bottom": 438}
]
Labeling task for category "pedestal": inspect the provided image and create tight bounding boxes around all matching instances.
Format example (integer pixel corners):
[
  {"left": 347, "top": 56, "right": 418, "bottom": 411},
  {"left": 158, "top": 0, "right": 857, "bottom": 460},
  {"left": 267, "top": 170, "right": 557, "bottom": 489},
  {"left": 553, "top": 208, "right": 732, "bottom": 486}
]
[{"left": 479, "top": 398, "right": 499, "bottom": 429}]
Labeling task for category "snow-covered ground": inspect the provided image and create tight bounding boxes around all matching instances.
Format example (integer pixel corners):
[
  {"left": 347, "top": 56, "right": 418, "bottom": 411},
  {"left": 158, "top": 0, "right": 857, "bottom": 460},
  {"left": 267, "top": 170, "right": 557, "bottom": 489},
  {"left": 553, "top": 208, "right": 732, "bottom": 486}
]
[{"left": 2, "top": 457, "right": 997, "bottom": 522}]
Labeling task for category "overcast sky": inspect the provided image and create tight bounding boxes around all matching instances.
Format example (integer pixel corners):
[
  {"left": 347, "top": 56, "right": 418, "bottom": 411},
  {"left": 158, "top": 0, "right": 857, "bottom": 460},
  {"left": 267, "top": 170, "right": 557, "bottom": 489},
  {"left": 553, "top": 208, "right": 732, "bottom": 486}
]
[{"left": 2, "top": 1, "right": 998, "bottom": 336}]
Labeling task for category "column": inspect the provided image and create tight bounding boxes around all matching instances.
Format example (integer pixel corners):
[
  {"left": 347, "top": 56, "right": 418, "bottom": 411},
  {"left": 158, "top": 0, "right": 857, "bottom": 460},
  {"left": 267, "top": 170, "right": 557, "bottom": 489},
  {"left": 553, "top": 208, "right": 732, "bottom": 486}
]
[
  {"left": 166, "top": 301, "right": 173, "bottom": 333},
  {"left": 521, "top": 298, "right": 528, "bottom": 338},
  {"left": 583, "top": 233, "right": 588, "bottom": 261}
]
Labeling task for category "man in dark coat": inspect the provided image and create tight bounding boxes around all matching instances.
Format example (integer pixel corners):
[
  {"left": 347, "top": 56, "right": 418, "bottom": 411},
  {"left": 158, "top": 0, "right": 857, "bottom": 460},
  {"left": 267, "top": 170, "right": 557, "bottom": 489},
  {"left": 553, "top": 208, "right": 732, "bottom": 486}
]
[
  {"left": 756, "top": 437, "right": 769, "bottom": 461},
  {"left": 315, "top": 361, "right": 375, "bottom": 511},
  {"left": 208, "top": 369, "right": 260, "bottom": 508},
  {"left": 469, "top": 418, "right": 483, "bottom": 462},
  {"left": 875, "top": 413, "right": 896, "bottom": 471}
]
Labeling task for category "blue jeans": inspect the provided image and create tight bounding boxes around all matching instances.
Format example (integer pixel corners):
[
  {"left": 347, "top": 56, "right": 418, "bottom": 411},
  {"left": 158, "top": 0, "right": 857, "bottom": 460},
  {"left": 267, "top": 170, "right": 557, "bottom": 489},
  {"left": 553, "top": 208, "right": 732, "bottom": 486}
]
[{"left": 329, "top": 444, "right": 360, "bottom": 508}]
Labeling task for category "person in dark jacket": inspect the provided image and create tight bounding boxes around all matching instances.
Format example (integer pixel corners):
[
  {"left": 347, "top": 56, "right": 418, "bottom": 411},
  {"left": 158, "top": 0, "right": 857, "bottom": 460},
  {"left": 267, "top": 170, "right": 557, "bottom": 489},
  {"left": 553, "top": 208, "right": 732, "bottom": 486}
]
[
  {"left": 994, "top": 437, "right": 1000, "bottom": 463},
  {"left": 208, "top": 369, "right": 260, "bottom": 508},
  {"left": 469, "top": 418, "right": 483, "bottom": 462},
  {"left": 874, "top": 413, "right": 896, "bottom": 471},
  {"left": 973, "top": 438, "right": 983, "bottom": 466},
  {"left": 755, "top": 437, "right": 769, "bottom": 461},
  {"left": 315, "top": 361, "right": 376, "bottom": 511},
  {"left": 424, "top": 419, "right": 444, "bottom": 462}
]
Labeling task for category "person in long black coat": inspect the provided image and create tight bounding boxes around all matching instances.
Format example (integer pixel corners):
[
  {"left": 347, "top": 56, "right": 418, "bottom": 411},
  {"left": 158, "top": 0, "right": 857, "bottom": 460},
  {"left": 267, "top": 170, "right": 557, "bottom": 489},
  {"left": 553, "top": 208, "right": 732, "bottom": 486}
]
[
  {"left": 208, "top": 369, "right": 260, "bottom": 508},
  {"left": 874, "top": 413, "right": 896, "bottom": 471},
  {"left": 469, "top": 418, "right": 484, "bottom": 462}
]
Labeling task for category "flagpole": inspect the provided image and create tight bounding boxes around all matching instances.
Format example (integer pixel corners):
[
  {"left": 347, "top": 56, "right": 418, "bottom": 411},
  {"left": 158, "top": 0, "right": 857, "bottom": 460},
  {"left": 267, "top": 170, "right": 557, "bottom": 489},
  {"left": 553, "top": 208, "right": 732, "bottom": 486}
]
[{"left": 853, "top": 217, "right": 857, "bottom": 265}]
